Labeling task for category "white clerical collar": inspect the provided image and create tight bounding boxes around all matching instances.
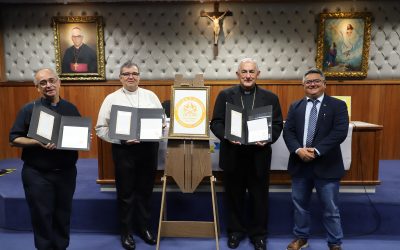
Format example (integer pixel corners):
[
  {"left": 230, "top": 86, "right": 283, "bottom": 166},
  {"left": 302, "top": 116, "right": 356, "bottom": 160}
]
[{"left": 122, "top": 87, "right": 139, "bottom": 95}]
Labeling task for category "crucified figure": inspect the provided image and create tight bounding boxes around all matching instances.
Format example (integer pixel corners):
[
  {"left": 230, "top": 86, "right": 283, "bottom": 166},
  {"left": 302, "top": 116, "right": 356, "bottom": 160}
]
[{"left": 204, "top": 11, "right": 228, "bottom": 45}]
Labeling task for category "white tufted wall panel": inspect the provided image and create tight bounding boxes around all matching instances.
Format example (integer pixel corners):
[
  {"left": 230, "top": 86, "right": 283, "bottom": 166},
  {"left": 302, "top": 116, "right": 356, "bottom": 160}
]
[{"left": 1, "top": 1, "right": 400, "bottom": 80}]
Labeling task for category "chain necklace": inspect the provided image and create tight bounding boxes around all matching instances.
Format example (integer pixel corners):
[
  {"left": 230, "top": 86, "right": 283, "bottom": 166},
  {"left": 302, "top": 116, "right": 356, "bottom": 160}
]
[{"left": 240, "top": 87, "right": 256, "bottom": 110}]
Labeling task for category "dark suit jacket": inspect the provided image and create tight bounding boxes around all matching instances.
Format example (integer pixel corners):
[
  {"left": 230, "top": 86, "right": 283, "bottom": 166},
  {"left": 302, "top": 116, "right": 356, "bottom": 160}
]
[
  {"left": 210, "top": 85, "right": 283, "bottom": 176},
  {"left": 283, "top": 94, "right": 349, "bottom": 179}
]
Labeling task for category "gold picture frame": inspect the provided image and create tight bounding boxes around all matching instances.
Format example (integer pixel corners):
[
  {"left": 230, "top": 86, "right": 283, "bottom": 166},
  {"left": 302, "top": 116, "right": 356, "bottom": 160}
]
[
  {"left": 53, "top": 16, "right": 105, "bottom": 81},
  {"left": 316, "top": 12, "right": 372, "bottom": 79},
  {"left": 168, "top": 86, "right": 210, "bottom": 139}
]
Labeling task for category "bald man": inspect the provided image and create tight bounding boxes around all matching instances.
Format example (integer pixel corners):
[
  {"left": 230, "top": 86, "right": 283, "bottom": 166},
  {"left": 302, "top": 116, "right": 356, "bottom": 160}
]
[
  {"left": 211, "top": 58, "right": 283, "bottom": 250},
  {"left": 9, "top": 68, "right": 81, "bottom": 250}
]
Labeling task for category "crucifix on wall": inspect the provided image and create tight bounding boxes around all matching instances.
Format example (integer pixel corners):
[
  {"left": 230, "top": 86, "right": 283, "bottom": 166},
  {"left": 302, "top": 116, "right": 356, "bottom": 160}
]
[{"left": 201, "top": 2, "right": 233, "bottom": 58}]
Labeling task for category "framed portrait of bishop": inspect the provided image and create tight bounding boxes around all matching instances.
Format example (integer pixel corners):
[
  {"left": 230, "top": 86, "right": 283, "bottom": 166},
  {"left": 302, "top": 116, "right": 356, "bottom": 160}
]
[{"left": 53, "top": 16, "right": 105, "bottom": 81}]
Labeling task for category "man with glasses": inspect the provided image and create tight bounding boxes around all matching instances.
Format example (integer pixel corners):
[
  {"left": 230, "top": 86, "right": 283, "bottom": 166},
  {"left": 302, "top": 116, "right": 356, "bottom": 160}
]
[
  {"left": 9, "top": 68, "right": 81, "bottom": 250},
  {"left": 283, "top": 68, "right": 349, "bottom": 250},
  {"left": 96, "top": 61, "right": 163, "bottom": 250},
  {"left": 61, "top": 26, "right": 97, "bottom": 73},
  {"left": 210, "top": 58, "right": 283, "bottom": 250}
]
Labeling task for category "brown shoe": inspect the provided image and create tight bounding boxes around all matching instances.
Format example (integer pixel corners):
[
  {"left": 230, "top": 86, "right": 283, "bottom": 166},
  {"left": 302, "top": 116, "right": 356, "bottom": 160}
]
[
  {"left": 286, "top": 238, "right": 308, "bottom": 250},
  {"left": 329, "top": 245, "right": 342, "bottom": 250}
]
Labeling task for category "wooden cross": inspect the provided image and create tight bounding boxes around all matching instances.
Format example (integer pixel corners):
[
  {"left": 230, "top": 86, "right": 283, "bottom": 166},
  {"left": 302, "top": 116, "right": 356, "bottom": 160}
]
[{"left": 201, "top": 2, "right": 233, "bottom": 58}]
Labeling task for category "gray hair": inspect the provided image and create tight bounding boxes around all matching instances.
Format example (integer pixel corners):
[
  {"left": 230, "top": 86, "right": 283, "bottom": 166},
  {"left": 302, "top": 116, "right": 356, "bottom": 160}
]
[
  {"left": 119, "top": 61, "right": 140, "bottom": 75},
  {"left": 33, "top": 68, "right": 59, "bottom": 86},
  {"left": 303, "top": 68, "right": 325, "bottom": 82},
  {"left": 237, "top": 58, "right": 259, "bottom": 72}
]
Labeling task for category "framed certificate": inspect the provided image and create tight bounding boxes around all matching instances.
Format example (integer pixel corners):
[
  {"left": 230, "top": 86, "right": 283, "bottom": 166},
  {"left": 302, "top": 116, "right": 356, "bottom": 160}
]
[
  {"left": 168, "top": 86, "right": 210, "bottom": 139},
  {"left": 109, "top": 105, "right": 138, "bottom": 141},
  {"left": 28, "top": 104, "right": 92, "bottom": 151},
  {"left": 58, "top": 116, "right": 92, "bottom": 151},
  {"left": 225, "top": 103, "right": 272, "bottom": 145},
  {"left": 247, "top": 105, "right": 272, "bottom": 144},
  {"left": 28, "top": 105, "right": 61, "bottom": 145},
  {"left": 224, "top": 102, "right": 244, "bottom": 143},
  {"left": 109, "top": 105, "right": 164, "bottom": 141}
]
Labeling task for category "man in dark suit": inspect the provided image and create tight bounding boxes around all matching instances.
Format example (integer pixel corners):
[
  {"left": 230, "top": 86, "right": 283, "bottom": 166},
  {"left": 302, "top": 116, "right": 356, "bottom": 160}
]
[
  {"left": 283, "top": 68, "right": 349, "bottom": 250},
  {"left": 210, "top": 58, "right": 283, "bottom": 250}
]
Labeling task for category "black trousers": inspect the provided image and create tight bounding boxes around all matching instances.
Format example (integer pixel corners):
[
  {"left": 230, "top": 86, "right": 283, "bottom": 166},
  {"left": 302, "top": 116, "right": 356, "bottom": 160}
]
[
  {"left": 112, "top": 142, "right": 159, "bottom": 235},
  {"left": 223, "top": 147, "right": 270, "bottom": 240},
  {"left": 21, "top": 164, "right": 77, "bottom": 250}
]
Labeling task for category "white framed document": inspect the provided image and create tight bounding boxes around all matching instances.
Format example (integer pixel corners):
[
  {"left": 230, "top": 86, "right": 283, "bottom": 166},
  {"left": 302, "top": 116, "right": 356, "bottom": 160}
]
[
  {"left": 246, "top": 105, "right": 272, "bottom": 144},
  {"left": 224, "top": 103, "right": 272, "bottom": 145},
  {"left": 247, "top": 117, "right": 269, "bottom": 143},
  {"left": 28, "top": 105, "right": 61, "bottom": 145},
  {"left": 169, "top": 86, "right": 210, "bottom": 139},
  {"left": 140, "top": 118, "right": 163, "bottom": 140},
  {"left": 109, "top": 105, "right": 138, "bottom": 140},
  {"left": 28, "top": 104, "right": 92, "bottom": 151},
  {"left": 109, "top": 105, "right": 164, "bottom": 141},
  {"left": 115, "top": 111, "right": 132, "bottom": 135},
  {"left": 57, "top": 116, "right": 92, "bottom": 151},
  {"left": 138, "top": 109, "right": 164, "bottom": 141}
]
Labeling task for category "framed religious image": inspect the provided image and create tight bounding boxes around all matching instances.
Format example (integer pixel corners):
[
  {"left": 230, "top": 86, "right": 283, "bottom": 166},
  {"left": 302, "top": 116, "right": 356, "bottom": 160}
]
[
  {"left": 168, "top": 86, "right": 210, "bottom": 139},
  {"left": 316, "top": 12, "right": 372, "bottom": 79},
  {"left": 52, "top": 16, "right": 105, "bottom": 81}
]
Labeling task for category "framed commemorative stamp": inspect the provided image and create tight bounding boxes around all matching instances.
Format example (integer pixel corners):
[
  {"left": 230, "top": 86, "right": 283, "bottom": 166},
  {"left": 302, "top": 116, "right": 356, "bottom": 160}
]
[{"left": 168, "top": 86, "right": 210, "bottom": 139}]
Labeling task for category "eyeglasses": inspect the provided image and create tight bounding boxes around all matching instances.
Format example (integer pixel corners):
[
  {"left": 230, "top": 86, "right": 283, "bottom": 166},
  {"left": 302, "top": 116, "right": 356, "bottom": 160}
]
[
  {"left": 72, "top": 35, "right": 83, "bottom": 38},
  {"left": 38, "top": 78, "right": 58, "bottom": 87},
  {"left": 120, "top": 72, "right": 140, "bottom": 77},
  {"left": 304, "top": 79, "right": 324, "bottom": 85}
]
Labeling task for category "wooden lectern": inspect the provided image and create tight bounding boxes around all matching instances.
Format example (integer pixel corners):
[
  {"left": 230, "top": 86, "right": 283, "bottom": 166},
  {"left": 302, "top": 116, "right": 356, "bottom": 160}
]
[{"left": 156, "top": 75, "right": 220, "bottom": 250}]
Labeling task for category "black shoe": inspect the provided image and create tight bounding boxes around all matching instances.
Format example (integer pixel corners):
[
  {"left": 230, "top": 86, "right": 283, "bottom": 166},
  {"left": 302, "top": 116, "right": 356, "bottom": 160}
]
[
  {"left": 251, "top": 238, "right": 267, "bottom": 250},
  {"left": 121, "top": 234, "right": 136, "bottom": 250},
  {"left": 138, "top": 229, "right": 157, "bottom": 245},
  {"left": 227, "top": 233, "right": 244, "bottom": 249}
]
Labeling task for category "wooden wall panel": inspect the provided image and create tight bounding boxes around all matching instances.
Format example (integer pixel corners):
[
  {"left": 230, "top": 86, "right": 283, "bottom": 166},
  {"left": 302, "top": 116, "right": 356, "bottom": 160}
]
[
  {"left": 1, "top": 80, "right": 400, "bottom": 160},
  {"left": 381, "top": 85, "right": 400, "bottom": 158}
]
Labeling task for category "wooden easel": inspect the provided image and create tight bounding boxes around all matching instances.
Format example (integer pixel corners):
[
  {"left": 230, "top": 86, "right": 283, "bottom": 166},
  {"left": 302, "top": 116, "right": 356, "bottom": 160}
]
[{"left": 156, "top": 75, "right": 219, "bottom": 250}]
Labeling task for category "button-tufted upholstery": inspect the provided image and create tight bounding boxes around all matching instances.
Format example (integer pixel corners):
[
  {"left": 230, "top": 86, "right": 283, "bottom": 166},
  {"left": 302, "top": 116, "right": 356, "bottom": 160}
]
[{"left": 1, "top": 1, "right": 399, "bottom": 80}]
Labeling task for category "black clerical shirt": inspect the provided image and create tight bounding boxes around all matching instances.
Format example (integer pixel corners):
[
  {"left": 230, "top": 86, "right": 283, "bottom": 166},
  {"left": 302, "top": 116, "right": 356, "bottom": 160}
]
[{"left": 9, "top": 98, "right": 80, "bottom": 171}]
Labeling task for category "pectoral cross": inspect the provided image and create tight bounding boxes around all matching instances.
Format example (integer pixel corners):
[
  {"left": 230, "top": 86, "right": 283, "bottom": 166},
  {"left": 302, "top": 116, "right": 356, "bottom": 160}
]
[
  {"left": 201, "top": 2, "right": 232, "bottom": 58},
  {"left": 74, "top": 63, "right": 78, "bottom": 71}
]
